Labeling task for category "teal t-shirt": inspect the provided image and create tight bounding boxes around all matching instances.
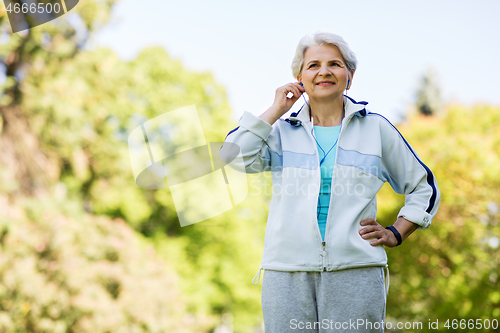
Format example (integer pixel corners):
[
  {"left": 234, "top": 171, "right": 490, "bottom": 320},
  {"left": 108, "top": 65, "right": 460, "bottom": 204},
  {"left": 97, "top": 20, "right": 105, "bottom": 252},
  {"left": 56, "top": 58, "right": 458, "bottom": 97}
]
[{"left": 313, "top": 125, "right": 341, "bottom": 241}]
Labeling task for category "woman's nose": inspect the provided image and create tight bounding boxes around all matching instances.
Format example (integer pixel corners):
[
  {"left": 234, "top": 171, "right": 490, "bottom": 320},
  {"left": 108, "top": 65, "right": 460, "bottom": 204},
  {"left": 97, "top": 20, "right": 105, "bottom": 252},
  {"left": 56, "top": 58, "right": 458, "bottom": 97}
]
[{"left": 319, "top": 65, "right": 331, "bottom": 76}]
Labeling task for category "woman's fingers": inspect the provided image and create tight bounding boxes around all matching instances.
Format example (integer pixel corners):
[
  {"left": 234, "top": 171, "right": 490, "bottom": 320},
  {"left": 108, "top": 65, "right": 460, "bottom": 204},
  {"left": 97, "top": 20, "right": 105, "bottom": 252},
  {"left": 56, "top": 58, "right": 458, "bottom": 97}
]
[
  {"left": 273, "top": 82, "right": 304, "bottom": 113},
  {"left": 359, "top": 218, "right": 397, "bottom": 247},
  {"left": 369, "top": 234, "right": 389, "bottom": 246},
  {"left": 359, "top": 219, "right": 381, "bottom": 238},
  {"left": 289, "top": 86, "right": 301, "bottom": 98},
  {"left": 359, "top": 225, "right": 380, "bottom": 235},
  {"left": 282, "top": 83, "right": 302, "bottom": 99},
  {"left": 293, "top": 81, "right": 305, "bottom": 95},
  {"left": 360, "top": 218, "right": 377, "bottom": 226},
  {"left": 361, "top": 229, "right": 385, "bottom": 240},
  {"left": 359, "top": 219, "right": 398, "bottom": 247}
]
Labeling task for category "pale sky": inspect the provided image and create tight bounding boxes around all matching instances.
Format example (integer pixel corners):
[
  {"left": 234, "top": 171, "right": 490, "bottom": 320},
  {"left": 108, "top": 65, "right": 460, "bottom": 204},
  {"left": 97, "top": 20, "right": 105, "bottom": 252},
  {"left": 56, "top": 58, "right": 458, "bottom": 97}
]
[{"left": 93, "top": 0, "right": 500, "bottom": 123}]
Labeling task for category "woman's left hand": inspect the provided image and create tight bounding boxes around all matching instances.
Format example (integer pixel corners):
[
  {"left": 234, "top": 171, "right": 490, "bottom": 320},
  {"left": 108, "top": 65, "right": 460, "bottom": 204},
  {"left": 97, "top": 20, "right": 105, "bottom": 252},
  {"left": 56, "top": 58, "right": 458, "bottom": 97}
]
[{"left": 359, "top": 218, "right": 399, "bottom": 247}]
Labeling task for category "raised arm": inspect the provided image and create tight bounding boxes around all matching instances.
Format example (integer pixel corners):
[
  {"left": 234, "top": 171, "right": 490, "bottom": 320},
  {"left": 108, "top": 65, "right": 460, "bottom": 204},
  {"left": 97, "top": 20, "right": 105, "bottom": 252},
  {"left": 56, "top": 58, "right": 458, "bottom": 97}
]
[{"left": 220, "top": 82, "right": 304, "bottom": 173}]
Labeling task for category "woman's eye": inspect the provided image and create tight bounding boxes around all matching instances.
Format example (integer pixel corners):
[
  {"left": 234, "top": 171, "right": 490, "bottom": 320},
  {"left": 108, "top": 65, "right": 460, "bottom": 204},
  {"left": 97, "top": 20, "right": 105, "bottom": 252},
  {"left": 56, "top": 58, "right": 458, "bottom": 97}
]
[{"left": 308, "top": 64, "right": 318, "bottom": 68}]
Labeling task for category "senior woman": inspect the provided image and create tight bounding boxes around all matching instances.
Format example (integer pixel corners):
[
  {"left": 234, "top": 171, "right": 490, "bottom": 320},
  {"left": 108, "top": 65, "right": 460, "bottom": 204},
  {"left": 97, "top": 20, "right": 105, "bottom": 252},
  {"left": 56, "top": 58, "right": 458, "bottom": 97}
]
[{"left": 220, "top": 32, "right": 440, "bottom": 333}]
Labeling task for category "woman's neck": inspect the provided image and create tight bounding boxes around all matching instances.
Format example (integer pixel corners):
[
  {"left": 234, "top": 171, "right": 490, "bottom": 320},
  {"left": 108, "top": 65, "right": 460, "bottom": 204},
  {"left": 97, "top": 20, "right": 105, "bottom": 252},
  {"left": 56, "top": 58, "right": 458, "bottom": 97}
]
[{"left": 309, "top": 95, "right": 345, "bottom": 127}]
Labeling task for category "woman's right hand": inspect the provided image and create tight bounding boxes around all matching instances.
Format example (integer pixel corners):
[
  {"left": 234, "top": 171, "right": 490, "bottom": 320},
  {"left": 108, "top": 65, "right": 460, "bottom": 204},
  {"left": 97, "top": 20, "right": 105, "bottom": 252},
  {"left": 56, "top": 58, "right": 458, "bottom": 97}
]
[
  {"left": 259, "top": 82, "right": 305, "bottom": 125},
  {"left": 272, "top": 82, "right": 305, "bottom": 115}
]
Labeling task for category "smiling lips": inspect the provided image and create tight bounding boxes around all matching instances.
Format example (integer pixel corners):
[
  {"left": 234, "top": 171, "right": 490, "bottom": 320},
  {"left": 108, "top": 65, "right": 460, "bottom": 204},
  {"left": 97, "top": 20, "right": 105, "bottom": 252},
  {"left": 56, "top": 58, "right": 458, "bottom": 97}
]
[{"left": 316, "top": 81, "right": 335, "bottom": 86}]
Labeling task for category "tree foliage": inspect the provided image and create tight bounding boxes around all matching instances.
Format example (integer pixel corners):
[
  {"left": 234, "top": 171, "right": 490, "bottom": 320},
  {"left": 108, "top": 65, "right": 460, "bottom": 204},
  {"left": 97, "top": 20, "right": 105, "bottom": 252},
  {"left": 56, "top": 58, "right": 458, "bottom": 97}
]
[
  {"left": 0, "top": 0, "right": 119, "bottom": 194},
  {"left": 415, "top": 67, "right": 442, "bottom": 116},
  {"left": 0, "top": 191, "right": 209, "bottom": 332},
  {"left": 1, "top": 1, "right": 267, "bottom": 331}
]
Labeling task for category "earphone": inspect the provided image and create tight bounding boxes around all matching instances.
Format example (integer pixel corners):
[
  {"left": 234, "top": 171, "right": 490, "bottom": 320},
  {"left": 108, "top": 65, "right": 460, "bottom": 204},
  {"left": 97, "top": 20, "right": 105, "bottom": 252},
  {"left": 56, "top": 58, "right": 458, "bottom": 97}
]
[
  {"left": 285, "top": 113, "right": 302, "bottom": 127},
  {"left": 284, "top": 81, "right": 307, "bottom": 127}
]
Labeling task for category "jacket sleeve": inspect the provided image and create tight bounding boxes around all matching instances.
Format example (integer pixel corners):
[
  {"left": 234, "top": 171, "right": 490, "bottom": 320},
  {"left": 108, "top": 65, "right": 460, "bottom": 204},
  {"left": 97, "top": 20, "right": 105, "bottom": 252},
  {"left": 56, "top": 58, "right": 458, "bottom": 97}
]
[
  {"left": 379, "top": 118, "right": 440, "bottom": 230},
  {"left": 220, "top": 111, "right": 282, "bottom": 174}
]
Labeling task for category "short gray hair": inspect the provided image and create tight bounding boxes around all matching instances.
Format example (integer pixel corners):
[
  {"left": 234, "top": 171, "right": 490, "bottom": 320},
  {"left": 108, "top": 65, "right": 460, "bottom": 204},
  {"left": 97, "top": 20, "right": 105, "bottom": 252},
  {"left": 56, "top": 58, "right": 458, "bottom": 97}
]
[{"left": 291, "top": 32, "right": 358, "bottom": 78}]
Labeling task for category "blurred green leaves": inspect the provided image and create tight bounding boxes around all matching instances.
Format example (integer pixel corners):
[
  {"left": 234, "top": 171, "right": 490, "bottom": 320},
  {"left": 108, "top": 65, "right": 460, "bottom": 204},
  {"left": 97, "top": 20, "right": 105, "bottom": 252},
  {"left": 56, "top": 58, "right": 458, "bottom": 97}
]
[
  {"left": 0, "top": 192, "right": 204, "bottom": 332},
  {"left": 2, "top": 0, "right": 267, "bottom": 329}
]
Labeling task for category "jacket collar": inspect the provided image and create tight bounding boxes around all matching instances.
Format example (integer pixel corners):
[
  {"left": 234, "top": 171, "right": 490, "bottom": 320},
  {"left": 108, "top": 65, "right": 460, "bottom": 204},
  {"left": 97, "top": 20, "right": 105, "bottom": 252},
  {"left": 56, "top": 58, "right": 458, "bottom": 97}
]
[{"left": 294, "top": 95, "right": 368, "bottom": 125}]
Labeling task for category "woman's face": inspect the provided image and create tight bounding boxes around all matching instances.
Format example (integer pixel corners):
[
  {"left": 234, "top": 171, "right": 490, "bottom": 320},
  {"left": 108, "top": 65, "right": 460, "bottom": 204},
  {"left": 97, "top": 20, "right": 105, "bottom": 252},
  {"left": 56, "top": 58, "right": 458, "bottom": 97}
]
[{"left": 297, "top": 44, "right": 352, "bottom": 101}]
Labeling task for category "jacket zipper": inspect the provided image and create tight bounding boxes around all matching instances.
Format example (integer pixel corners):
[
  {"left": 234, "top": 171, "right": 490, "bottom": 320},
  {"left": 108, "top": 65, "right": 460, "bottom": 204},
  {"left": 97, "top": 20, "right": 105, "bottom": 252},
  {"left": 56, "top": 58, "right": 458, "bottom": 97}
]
[
  {"left": 321, "top": 241, "right": 327, "bottom": 271},
  {"left": 307, "top": 106, "right": 356, "bottom": 272},
  {"left": 323, "top": 111, "right": 356, "bottom": 239},
  {"left": 306, "top": 113, "right": 333, "bottom": 272}
]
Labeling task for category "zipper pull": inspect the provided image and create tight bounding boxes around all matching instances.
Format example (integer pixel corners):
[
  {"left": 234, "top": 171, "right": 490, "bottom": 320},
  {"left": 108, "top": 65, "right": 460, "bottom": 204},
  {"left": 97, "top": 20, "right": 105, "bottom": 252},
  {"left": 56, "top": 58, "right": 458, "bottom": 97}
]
[{"left": 321, "top": 242, "right": 327, "bottom": 271}]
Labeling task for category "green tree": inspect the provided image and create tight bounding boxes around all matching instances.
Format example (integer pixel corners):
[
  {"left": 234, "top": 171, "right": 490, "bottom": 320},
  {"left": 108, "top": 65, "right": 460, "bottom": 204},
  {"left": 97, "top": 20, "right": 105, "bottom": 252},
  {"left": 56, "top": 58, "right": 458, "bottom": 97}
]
[
  {"left": 415, "top": 66, "right": 442, "bottom": 116},
  {"left": 0, "top": 191, "right": 208, "bottom": 332},
  {"left": 1, "top": 3, "right": 268, "bottom": 330},
  {"left": 18, "top": 44, "right": 267, "bottom": 330},
  {"left": 0, "top": 0, "right": 119, "bottom": 194}
]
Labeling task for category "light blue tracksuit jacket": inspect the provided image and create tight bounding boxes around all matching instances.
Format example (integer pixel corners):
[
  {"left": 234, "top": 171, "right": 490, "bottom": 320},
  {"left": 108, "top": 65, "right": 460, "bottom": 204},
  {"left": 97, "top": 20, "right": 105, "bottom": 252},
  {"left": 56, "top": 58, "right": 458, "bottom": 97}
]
[{"left": 220, "top": 96, "right": 440, "bottom": 284}]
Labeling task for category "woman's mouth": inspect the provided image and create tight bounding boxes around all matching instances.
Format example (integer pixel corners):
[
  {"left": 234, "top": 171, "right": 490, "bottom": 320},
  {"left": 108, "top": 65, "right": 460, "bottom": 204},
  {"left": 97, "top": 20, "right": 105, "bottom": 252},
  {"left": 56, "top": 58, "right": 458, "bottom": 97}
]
[{"left": 316, "top": 81, "right": 335, "bottom": 86}]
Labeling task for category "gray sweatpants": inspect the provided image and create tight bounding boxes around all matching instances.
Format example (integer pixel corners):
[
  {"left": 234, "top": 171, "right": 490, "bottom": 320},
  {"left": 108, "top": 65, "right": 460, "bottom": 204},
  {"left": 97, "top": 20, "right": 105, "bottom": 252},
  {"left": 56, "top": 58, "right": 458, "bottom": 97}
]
[{"left": 261, "top": 267, "right": 386, "bottom": 333}]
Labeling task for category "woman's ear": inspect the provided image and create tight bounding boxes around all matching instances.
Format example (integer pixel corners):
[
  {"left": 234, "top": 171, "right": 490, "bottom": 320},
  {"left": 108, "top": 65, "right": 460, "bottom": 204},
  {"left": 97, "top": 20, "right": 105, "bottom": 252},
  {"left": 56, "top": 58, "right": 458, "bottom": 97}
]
[{"left": 347, "top": 70, "right": 354, "bottom": 89}]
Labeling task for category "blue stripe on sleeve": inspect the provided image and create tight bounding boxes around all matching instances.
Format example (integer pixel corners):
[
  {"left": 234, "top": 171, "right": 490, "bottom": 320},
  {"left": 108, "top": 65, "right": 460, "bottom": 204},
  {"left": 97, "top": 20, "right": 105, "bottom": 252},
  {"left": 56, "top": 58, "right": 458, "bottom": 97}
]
[
  {"left": 224, "top": 126, "right": 240, "bottom": 140},
  {"left": 367, "top": 113, "right": 437, "bottom": 213}
]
